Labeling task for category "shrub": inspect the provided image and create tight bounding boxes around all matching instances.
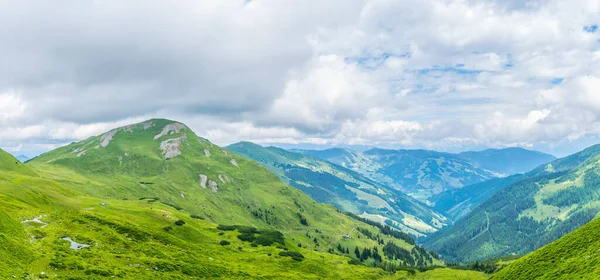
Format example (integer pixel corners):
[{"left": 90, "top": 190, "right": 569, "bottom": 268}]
[
  {"left": 174, "top": 220, "right": 185, "bottom": 226},
  {"left": 163, "top": 226, "right": 173, "bottom": 232},
  {"left": 253, "top": 230, "right": 284, "bottom": 246},
  {"left": 279, "top": 251, "right": 305, "bottom": 261},
  {"left": 237, "top": 232, "right": 256, "bottom": 242},
  {"left": 220, "top": 240, "right": 231, "bottom": 246},
  {"left": 190, "top": 214, "right": 204, "bottom": 220},
  {"left": 348, "top": 259, "right": 362, "bottom": 265}
]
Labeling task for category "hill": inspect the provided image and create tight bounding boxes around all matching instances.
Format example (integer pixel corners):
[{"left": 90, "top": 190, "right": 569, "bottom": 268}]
[
  {"left": 430, "top": 175, "right": 526, "bottom": 222},
  {"left": 0, "top": 119, "right": 450, "bottom": 278},
  {"left": 0, "top": 149, "right": 36, "bottom": 176},
  {"left": 228, "top": 142, "right": 447, "bottom": 237},
  {"left": 457, "top": 148, "right": 555, "bottom": 176},
  {"left": 493, "top": 217, "right": 600, "bottom": 279},
  {"left": 296, "top": 148, "right": 497, "bottom": 201},
  {"left": 431, "top": 145, "right": 600, "bottom": 223},
  {"left": 423, "top": 144, "right": 600, "bottom": 263}
]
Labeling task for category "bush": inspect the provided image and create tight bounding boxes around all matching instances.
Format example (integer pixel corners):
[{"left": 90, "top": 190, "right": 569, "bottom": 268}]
[
  {"left": 174, "top": 220, "right": 185, "bottom": 226},
  {"left": 163, "top": 226, "right": 173, "bottom": 232},
  {"left": 253, "top": 230, "right": 284, "bottom": 246},
  {"left": 190, "top": 214, "right": 204, "bottom": 220},
  {"left": 238, "top": 232, "right": 256, "bottom": 242},
  {"left": 279, "top": 251, "right": 305, "bottom": 262},
  {"left": 217, "top": 225, "right": 237, "bottom": 231},
  {"left": 348, "top": 259, "right": 362, "bottom": 265},
  {"left": 220, "top": 240, "right": 231, "bottom": 246}
]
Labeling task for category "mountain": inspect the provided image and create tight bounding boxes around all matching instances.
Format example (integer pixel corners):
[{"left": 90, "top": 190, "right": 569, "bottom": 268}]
[
  {"left": 423, "top": 144, "right": 600, "bottom": 263},
  {"left": 296, "top": 148, "right": 498, "bottom": 201},
  {"left": 228, "top": 142, "right": 447, "bottom": 237},
  {"left": 493, "top": 217, "right": 600, "bottom": 279},
  {"left": 0, "top": 119, "right": 448, "bottom": 278},
  {"left": 15, "top": 155, "right": 31, "bottom": 163},
  {"left": 0, "top": 149, "right": 36, "bottom": 176},
  {"left": 430, "top": 174, "right": 526, "bottom": 222},
  {"left": 457, "top": 148, "right": 555, "bottom": 176},
  {"left": 431, "top": 146, "right": 597, "bottom": 223}
]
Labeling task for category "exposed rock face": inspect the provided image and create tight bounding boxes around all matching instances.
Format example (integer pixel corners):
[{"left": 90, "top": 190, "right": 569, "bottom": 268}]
[
  {"left": 230, "top": 159, "right": 239, "bottom": 168},
  {"left": 99, "top": 130, "right": 118, "bottom": 148},
  {"left": 199, "top": 174, "right": 208, "bottom": 188},
  {"left": 218, "top": 174, "right": 230, "bottom": 184},
  {"left": 208, "top": 180, "right": 218, "bottom": 193},
  {"left": 204, "top": 149, "right": 211, "bottom": 157},
  {"left": 143, "top": 121, "right": 155, "bottom": 130},
  {"left": 159, "top": 137, "right": 185, "bottom": 159},
  {"left": 221, "top": 150, "right": 229, "bottom": 156},
  {"left": 154, "top": 123, "right": 187, "bottom": 140}
]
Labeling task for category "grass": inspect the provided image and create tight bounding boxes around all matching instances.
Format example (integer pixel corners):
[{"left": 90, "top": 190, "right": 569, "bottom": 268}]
[{"left": 493, "top": 217, "right": 600, "bottom": 279}]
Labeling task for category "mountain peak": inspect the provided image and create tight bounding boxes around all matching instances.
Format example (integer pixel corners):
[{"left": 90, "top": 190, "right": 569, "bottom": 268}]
[{"left": 31, "top": 119, "right": 203, "bottom": 169}]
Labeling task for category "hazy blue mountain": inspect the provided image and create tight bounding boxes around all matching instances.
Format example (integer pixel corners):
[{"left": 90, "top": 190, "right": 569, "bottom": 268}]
[
  {"left": 229, "top": 142, "right": 447, "bottom": 237},
  {"left": 457, "top": 148, "right": 555, "bottom": 175},
  {"left": 295, "top": 148, "right": 498, "bottom": 201},
  {"left": 15, "top": 155, "right": 31, "bottom": 162},
  {"left": 423, "top": 144, "right": 600, "bottom": 263}
]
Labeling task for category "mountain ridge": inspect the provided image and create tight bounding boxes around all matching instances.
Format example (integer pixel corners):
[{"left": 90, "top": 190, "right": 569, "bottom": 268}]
[
  {"left": 423, "top": 143, "right": 600, "bottom": 263},
  {"left": 228, "top": 141, "right": 447, "bottom": 237}
]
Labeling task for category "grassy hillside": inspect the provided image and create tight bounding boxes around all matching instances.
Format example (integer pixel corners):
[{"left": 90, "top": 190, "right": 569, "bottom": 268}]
[
  {"left": 493, "top": 217, "right": 600, "bottom": 279},
  {"left": 0, "top": 148, "right": 36, "bottom": 176},
  {"left": 457, "top": 148, "right": 555, "bottom": 176},
  {"left": 0, "top": 119, "right": 475, "bottom": 278},
  {"left": 424, "top": 145, "right": 600, "bottom": 263},
  {"left": 430, "top": 175, "right": 525, "bottom": 221},
  {"left": 228, "top": 142, "right": 447, "bottom": 237},
  {"left": 296, "top": 148, "right": 497, "bottom": 202}
]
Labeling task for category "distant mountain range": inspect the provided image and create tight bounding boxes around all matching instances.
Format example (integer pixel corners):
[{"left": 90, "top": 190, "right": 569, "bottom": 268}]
[
  {"left": 15, "top": 155, "right": 30, "bottom": 162},
  {"left": 294, "top": 147, "right": 555, "bottom": 202},
  {"left": 228, "top": 142, "right": 447, "bottom": 237},
  {"left": 423, "top": 144, "right": 600, "bottom": 262}
]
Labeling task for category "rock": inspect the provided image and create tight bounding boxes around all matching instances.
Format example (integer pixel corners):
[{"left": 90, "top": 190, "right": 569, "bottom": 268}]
[
  {"left": 208, "top": 180, "right": 218, "bottom": 193},
  {"left": 199, "top": 174, "right": 208, "bottom": 188},
  {"left": 230, "top": 159, "right": 239, "bottom": 168},
  {"left": 160, "top": 137, "right": 185, "bottom": 159},
  {"left": 99, "top": 129, "right": 118, "bottom": 148},
  {"left": 154, "top": 123, "right": 187, "bottom": 140},
  {"left": 204, "top": 149, "right": 211, "bottom": 157}
]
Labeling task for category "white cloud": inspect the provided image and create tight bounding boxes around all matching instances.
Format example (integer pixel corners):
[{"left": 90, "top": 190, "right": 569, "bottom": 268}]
[{"left": 0, "top": 0, "right": 600, "bottom": 157}]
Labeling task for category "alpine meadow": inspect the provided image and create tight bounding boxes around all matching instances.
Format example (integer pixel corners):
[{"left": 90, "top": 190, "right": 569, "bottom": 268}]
[{"left": 1, "top": 1, "right": 600, "bottom": 279}]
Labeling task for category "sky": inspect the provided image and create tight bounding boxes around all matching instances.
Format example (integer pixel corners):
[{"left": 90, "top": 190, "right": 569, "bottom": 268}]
[{"left": 1, "top": 0, "right": 599, "bottom": 158}]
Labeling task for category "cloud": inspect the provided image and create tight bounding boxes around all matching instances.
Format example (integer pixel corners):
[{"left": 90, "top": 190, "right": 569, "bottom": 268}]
[{"left": 0, "top": 0, "right": 599, "bottom": 157}]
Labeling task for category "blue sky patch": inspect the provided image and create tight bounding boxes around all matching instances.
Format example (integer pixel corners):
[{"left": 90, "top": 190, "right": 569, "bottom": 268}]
[
  {"left": 551, "top": 78, "right": 564, "bottom": 85},
  {"left": 584, "top": 24, "right": 598, "bottom": 33}
]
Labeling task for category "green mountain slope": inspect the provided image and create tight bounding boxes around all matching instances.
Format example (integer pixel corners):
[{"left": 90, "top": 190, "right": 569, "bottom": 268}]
[
  {"left": 430, "top": 175, "right": 526, "bottom": 222},
  {"left": 0, "top": 149, "right": 36, "bottom": 176},
  {"left": 423, "top": 144, "right": 600, "bottom": 263},
  {"left": 493, "top": 217, "right": 600, "bottom": 279},
  {"left": 431, "top": 145, "right": 600, "bottom": 223},
  {"left": 457, "top": 148, "right": 555, "bottom": 176},
  {"left": 0, "top": 119, "right": 450, "bottom": 278},
  {"left": 296, "top": 148, "right": 498, "bottom": 201},
  {"left": 228, "top": 142, "right": 447, "bottom": 237}
]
